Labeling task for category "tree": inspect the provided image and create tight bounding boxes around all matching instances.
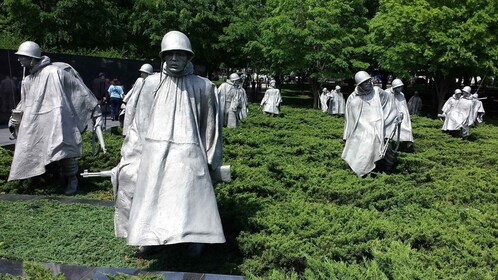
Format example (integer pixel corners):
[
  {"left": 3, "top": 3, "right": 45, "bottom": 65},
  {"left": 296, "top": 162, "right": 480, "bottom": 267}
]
[
  {"left": 367, "top": 0, "right": 498, "bottom": 113},
  {"left": 1, "top": 0, "right": 132, "bottom": 55},
  {"left": 128, "top": 0, "right": 235, "bottom": 73},
  {"left": 251, "top": 0, "right": 370, "bottom": 108}
]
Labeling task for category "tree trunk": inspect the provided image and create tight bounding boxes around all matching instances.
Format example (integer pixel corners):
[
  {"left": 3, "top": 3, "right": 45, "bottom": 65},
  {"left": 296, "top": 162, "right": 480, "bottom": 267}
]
[
  {"left": 310, "top": 78, "right": 320, "bottom": 109},
  {"left": 434, "top": 75, "right": 454, "bottom": 114}
]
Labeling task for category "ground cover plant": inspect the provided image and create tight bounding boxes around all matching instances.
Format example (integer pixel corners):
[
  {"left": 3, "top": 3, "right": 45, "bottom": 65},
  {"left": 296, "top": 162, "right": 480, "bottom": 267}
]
[{"left": 0, "top": 103, "right": 497, "bottom": 279}]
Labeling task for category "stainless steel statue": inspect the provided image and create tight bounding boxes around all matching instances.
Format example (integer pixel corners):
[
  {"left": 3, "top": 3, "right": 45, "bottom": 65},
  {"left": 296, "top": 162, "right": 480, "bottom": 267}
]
[
  {"left": 217, "top": 73, "right": 248, "bottom": 128},
  {"left": 126, "top": 31, "right": 226, "bottom": 255},
  {"left": 386, "top": 79, "right": 413, "bottom": 147},
  {"left": 260, "top": 79, "right": 282, "bottom": 116},
  {"left": 112, "top": 65, "right": 162, "bottom": 239},
  {"left": 470, "top": 88, "right": 485, "bottom": 125},
  {"left": 342, "top": 71, "right": 401, "bottom": 176},
  {"left": 8, "top": 41, "right": 103, "bottom": 195},
  {"left": 327, "top": 85, "right": 345, "bottom": 116},
  {"left": 121, "top": 63, "right": 154, "bottom": 136},
  {"left": 319, "top": 87, "right": 329, "bottom": 112},
  {"left": 440, "top": 87, "right": 474, "bottom": 138},
  {"left": 407, "top": 91, "right": 422, "bottom": 115}
]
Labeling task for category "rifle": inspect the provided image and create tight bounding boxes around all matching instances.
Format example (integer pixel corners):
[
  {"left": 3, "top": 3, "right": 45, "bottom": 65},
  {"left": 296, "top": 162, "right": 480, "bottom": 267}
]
[
  {"left": 380, "top": 113, "right": 403, "bottom": 158},
  {"left": 91, "top": 120, "right": 107, "bottom": 155},
  {"left": 80, "top": 169, "right": 113, "bottom": 178}
]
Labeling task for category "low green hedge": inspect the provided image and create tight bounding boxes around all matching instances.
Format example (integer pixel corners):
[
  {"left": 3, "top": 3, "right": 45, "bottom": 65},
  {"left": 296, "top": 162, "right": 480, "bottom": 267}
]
[{"left": 0, "top": 105, "right": 496, "bottom": 279}]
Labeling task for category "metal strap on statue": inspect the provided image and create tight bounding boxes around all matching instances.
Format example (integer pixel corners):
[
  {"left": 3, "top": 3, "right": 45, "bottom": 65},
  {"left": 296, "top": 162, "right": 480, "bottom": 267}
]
[{"left": 380, "top": 113, "right": 403, "bottom": 158}]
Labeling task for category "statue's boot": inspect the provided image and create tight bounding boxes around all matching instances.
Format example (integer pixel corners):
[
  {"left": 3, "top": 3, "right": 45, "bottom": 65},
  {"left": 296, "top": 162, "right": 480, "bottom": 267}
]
[{"left": 64, "top": 175, "right": 78, "bottom": 195}]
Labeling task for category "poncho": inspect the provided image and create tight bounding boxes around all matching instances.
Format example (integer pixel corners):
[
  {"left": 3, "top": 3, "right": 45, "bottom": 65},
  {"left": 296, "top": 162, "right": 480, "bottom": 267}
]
[
  {"left": 261, "top": 87, "right": 282, "bottom": 114},
  {"left": 122, "top": 76, "right": 145, "bottom": 136},
  {"left": 386, "top": 88, "right": 413, "bottom": 142},
  {"left": 126, "top": 66, "right": 225, "bottom": 246},
  {"left": 342, "top": 86, "right": 398, "bottom": 177},
  {"left": 327, "top": 90, "right": 346, "bottom": 115},
  {"left": 9, "top": 56, "right": 98, "bottom": 181},
  {"left": 407, "top": 95, "right": 422, "bottom": 115},
  {"left": 442, "top": 95, "right": 474, "bottom": 131},
  {"left": 113, "top": 73, "right": 161, "bottom": 238},
  {"left": 217, "top": 80, "right": 248, "bottom": 128}
]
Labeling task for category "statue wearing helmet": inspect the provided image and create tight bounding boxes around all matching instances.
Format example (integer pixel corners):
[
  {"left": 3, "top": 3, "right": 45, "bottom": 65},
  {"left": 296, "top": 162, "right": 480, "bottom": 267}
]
[
  {"left": 217, "top": 72, "right": 248, "bottom": 128},
  {"left": 407, "top": 91, "right": 422, "bottom": 116},
  {"left": 260, "top": 79, "right": 282, "bottom": 116},
  {"left": 124, "top": 30, "right": 227, "bottom": 257},
  {"left": 326, "top": 85, "right": 346, "bottom": 116},
  {"left": 342, "top": 70, "right": 401, "bottom": 176},
  {"left": 121, "top": 63, "right": 155, "bottom": 136},
  {"left": 319, "top": 87, "right": 329, "bottom": 112},
  {"left": 8, "top": 41, "right": 103, "bottom": 195},
  {"left": 441, "top": 86, "right": 476, "bottom": 139},
  {"left": 386, "top": 78, "right": 413, "bottom": 147}
]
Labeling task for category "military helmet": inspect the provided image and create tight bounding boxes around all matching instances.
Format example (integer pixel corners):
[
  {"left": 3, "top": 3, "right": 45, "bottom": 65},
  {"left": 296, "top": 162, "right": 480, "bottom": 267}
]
[
  {"left": 335, "top": 85, "right": 341, "bottom": 90},
  {"left": 159, "top": 31, "right": 194, "bottom": 58},
  {"left": 322, "top": 87, "right": 328, "bottom": 92},
  {"left": 462, "top": 86, "right": 472, "bottom": 94},
  {"left": 139, "top": 63, "right": 154, "bottom": 75},
  {"left": 15, "top": 41, "right": 42, "bottom": 59},
  {"left": 354, "top": 71, "right": 371, "bottom": 85},
  {"left": 229, "top": 73, "right": 240, "bottom": 81},
  {"left": 454, "top": 89, "right": 462, "bottom": 94},
  {"left": 391, "top": 78, "right": 404, "bottom": 89}
]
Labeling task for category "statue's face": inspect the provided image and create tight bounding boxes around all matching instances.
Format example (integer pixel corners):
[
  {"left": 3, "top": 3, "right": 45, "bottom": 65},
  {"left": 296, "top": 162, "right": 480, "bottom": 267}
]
[
  {"left": 163, "top": 50, "right": 189, "bottom": 74},
  {"left": 17, "top": 55, "right": 32, "bottom": 68},
  {"left": 358, "top": 80, "right": 372, "bottom": 92},
  {"left": 394, "top": 86, "right": 403, "bottom": 94},
  {"left": 140, "top": 72, "right": 149, "bottom": 79}
]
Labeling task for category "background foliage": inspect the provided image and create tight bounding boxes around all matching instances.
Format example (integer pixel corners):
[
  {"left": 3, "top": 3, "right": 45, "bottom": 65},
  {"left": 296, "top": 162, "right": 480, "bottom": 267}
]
[{"left": 0, "top": 103, "right": 497, "bottom": 279}]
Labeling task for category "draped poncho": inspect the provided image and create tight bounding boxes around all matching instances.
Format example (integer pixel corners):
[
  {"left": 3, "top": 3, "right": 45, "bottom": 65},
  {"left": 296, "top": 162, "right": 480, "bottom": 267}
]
[
  {"left": 113, "top": 73, "right": 161, "bottom": 238},
  {"left": 9, "top": 57, "right": 98, "bottom": 181},
  {"left": 261, "top": 87, "right": 282, "bottom": 114},
  {"left": 442, "top": 95, "right": 474, "bottom": 131},
  {"left": 342, "top": 86, "right": 398, "bottom": 177},
  {"left": 217, "top": 80, "right": 247, "bottom": 128},
  {"left": 126, "top": 66, "right": 225, "bottom": 246},
  {"left": 386, "top": 88, "right": 413, "bottom": 142}
]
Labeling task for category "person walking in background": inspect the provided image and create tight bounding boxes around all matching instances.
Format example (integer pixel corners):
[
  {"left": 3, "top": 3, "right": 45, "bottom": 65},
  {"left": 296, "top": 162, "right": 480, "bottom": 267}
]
[
  {"left": 92, "top": 72, "right": 109, "bottom": 104},
  {"left": 108, "top": 78, "right": 124, "bottom": 121}
]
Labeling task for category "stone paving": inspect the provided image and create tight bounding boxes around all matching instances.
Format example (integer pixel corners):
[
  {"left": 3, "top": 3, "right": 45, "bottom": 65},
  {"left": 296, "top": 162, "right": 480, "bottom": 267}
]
[{"left": 0, "top": 259, "right": 244, "bottom": 279}]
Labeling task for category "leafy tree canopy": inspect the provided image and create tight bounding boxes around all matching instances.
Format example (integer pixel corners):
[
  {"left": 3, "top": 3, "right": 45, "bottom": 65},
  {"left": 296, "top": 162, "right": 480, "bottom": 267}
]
[{"left": 367, "top": 0, "right": 498, "bottom": 79}]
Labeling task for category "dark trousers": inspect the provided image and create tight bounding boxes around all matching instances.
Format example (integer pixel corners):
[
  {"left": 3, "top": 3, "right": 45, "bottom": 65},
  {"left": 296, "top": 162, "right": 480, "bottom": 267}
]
[{"left": 110, "top": 97, "right": 122, "bottom": 120}]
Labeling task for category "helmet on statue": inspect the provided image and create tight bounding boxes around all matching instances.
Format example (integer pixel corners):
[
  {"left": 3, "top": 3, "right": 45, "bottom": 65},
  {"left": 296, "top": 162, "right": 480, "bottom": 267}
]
[
  {"left": 159, "top": 31, "right": 194, "bottom": 58},
  {"left": 354, "top": 71, "right": 371, "bottom": 85},
  {"left": 15, "top": 41, "right": 42, "bottom": 59},
  {"left": 139, "top": 64, "right": 154, "bottom": 75}
]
